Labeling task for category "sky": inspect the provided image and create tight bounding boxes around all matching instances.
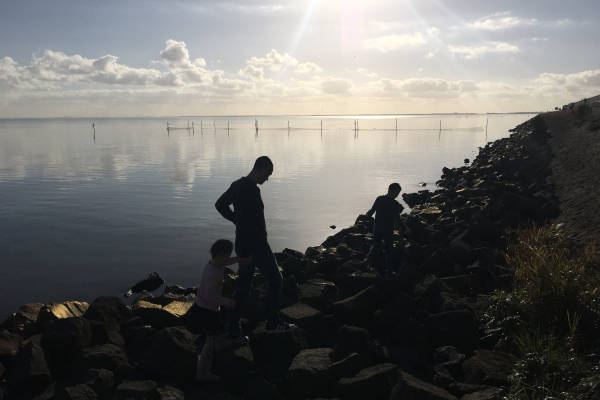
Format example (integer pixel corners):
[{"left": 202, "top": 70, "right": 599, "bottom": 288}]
[{"left": 1, "top": 0, "right": 599, "bottom": 117}]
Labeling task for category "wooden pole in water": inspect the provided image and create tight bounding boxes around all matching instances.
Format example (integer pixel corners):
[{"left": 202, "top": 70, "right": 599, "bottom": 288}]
[
  {"left": 227, "top": 120, "right": 230, "bottom": 136},
  {"left": 320, "top": 120, "right": 323, "bottom": 135}
]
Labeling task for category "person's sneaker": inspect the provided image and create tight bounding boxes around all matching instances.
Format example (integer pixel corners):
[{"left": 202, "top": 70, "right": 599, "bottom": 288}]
[
  {"left": 265, "top": 319, "right": 297, "bottom": 332},
  {"left": 195, "top": 371, "right": 220, "bottom": 383}
]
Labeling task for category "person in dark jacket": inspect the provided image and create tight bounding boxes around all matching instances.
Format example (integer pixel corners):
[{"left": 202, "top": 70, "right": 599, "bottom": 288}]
[
  {"left": 364, "top": 182, "right": 404, "bottom": 277},
  {"left": 215, "top": 156, "right": 295, "bottom": 339}
]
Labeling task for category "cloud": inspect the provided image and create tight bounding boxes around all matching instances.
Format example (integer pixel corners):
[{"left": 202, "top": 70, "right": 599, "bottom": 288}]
[
  {"left": 247, "top": 49, "right": 298, "bottom": 71},
  {"left": 321, "top": 78, "right": 351, "bottom": 94},
  {"left": 364, "top": 33, "right": 427, "bottom": 52},
  {"left": 295, "top": 62, "right": 322, "bottom": 74},
  {"left": 380, "top": 77, "right": 479, "bottom": 98},
  {"left": 357, "top": 68, "right": 378, "bottom": 79},
  {"left": 535, "top": 69, "right": 600, "bottom": 92},
  {"left": 239, "top": 64, "right": 264, "bottom": 80},
  {"left": 448, "top": 41, "right": 520, "bottom": 59},
  {"left": 467, "top": 12, "right": 538, "bottom": 31}
]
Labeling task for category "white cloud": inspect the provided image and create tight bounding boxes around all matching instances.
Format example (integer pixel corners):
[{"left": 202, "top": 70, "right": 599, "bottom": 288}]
[
  {"left": 239, "top": 64, "right": 265, "bottom": 80},
  {"left": 364, "top": 33, "right": 426, "bottom": 52},
  {"left": 448, "top": 41, "right": 520, "bottom": 59},
  {"left": 467, "top": 12, "right": 538, "bottom": 31},
  {"left": 247, "top": 49, "right": 298, "bottom": 71},
  {"left": 321, "top": 78, "right": 351, "bottom": 94},
  {"left": 380, "top": 77, "right": 479, "bottom": 98},
  {"left": 357, "top": 68, "right": 378, "bottom": 79},
  {"left": 295, "top": 62, "right": 322, "bottom": 74}
]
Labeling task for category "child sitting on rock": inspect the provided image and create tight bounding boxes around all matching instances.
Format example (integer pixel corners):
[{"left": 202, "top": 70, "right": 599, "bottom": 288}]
[
  {"left": 363, "top": 183, "right": 404, "bottom": 278},
  {"left": 186, "top": 239, "right": 249, "bottom": 382}
]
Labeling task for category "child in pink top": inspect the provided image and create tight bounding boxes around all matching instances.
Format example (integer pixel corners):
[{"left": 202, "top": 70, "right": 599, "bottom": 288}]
[{"left": 186, "top": 239, "right": 249, "bottom": 382}]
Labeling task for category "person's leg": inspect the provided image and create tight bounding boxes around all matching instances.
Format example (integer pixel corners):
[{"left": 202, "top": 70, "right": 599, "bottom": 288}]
[
  {"left": 196, "top": 334, "right": 217, "bottom": 381},
  {"left": 229, "top": 239, "right": 255, "bottom": 336},
  {"left": 365, "top": 230, "right": 383, "bottom": 265},
  {"left": 253, "top": 241, "right": 283, "bottom": 326},
  {"left": 383, "top": 231, "right": 395, "bottom": 274}
]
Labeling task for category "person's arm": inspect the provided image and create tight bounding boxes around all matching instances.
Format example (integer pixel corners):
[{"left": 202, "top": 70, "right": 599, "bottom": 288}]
[
  {"left": 205, "top": 268, "right": 236, "bottom": 308},
  {"left": 215, "top": 186, "right": 236, "bottom": 224},
  {"left": 366, "top": 198, "right": 378, "bottom": 218},
  {"left": 227, "top": 256, "right": 252, "bottom": 266}
]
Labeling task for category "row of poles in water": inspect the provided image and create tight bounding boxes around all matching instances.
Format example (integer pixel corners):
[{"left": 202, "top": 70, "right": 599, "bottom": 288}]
[{"left": 91, "top": 117, "right": 490, "bottom": 141}]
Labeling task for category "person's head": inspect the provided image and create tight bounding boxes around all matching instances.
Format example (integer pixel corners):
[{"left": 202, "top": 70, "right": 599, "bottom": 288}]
[
  {"left": 210, "top": 239, "right": 234, "bottom": 266},
  {"left": 251, "top": 156, "right": 273, "bottom": 185},
  {"left": 387, "top": 182, "right": 401, "bottom": 198}
]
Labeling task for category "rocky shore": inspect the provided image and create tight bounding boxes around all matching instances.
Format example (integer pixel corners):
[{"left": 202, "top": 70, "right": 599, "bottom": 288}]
[{"left": 0, "top": 109, "right": 589, "bottom": 400}]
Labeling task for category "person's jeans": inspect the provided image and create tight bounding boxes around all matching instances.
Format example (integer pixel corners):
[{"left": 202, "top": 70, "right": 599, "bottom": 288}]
[
  {"left": 230, "top": 238, "right": 282, "bottom": 333},
  {"left": 366, "top": 228, "right": 394, "bottom": 271}
]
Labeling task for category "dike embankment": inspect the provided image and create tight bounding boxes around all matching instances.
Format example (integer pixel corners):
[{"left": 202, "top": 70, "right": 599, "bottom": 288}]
[{"left": 0, "top": 106, "right": 597, "bottom": 400}]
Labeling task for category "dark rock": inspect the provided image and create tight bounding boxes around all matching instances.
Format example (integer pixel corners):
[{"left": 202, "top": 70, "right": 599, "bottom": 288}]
[
  {"left": 89, "top": 320, "right": 125, "bottom": 347},
  {"left": 391, "top": 370, "right": 457, "bottom": 400},
  {"left": 434, "top": 346, "right": 466, "bottom": 380},
  {"left": 333, "top": 285, "right": 379, "bottom": 325},
  {"left": 84, "top": 368, "right": 115, "bottom": 398},
  {"left": 336, "top": 363, "right": 398, "bottom": 400},
  {"left": 440, "top": 275, "right": 481, "bottom": 296},
  {"left": 0, "top": 330, "right": 21, "bottom": 359},
  {"left": 276, "top": 249, "right": 305, "bottom": 277},
  {"left": 280, "top": 303, "right": 322, "bottom": 330},
  {"left": 116, "top": 380, "right": 159, "bottom": 400},
  {"left": 125, "top": 272, "right": 164, "bottom": 297},
  {"left": 0, "top": 360, "right": 4, "bottom": 378},
  {"left": 427, "top": 310, "right": 478, "bottom": 353},
  {"left": 41, "top": 316, "right": 93, "bottom": 377},
  {"left": 462, "top": 350, "right": 516, "bottom": 386},
  {"left": 328, "top": 352, "right": 367, "bottom": 379},
  {"left": 1, "top": 303, "right": 44, "bottom": 337},
  {"left": 213, "top": 342, "right": 255, "bottom": 379},
  {"left": 80, "top": 344, "right": 133, "bottom": 378},
  {"left": 140, "top": 326, "right": 197, "bottom": 379},
  {"left": 251, "top": 322, "right": 309, "bottom": 381},
  {"left": 460, "top": 387, "right": 504, "bottom": 400},
  {"left": 130, "top": 300, "right": 190, "bottom": 328},
  {"left": 7, "top": 339, "right": 52, "bottom": 393},
  {"left": 298, "top": 279, "right": 339, "bottom": 311},
  {"left": 37, "top": 301, "right": 89, "bottom": 325},
  {"left": 157, "top": 386, "right": 185, "bottom": 400},
  {"left": 84, "top": 297, "right": 130, "bottom": 330},
  {"left": 287, "top": 348, "right": 334, "bottom": 398},
  {"left": 334, "top": 325, "right": 375, "bottom": 360},
  {"left": 244, "top": 376, "right": 283, "bottom": 400},
  {"left": 58, "top": 384, "right": 99, "bottom": 400},
  {"left": 121, "top": 322, "right": 156, "bottom": 360}
]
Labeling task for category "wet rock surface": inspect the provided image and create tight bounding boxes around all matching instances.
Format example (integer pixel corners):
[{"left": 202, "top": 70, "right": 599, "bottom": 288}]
[{"left": 0, "top": 113, "right": 564, "bottom": 399}]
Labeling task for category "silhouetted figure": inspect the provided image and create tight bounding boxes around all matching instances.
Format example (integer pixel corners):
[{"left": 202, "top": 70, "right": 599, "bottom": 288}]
[
  {"left": 215, "top": 156, "right": 296, "bottom": 337},
  {"left": 363, "top": 183, "right": 404, "bottom": 278},
  {"left": 124, "top": 272, "right": 164, "bottom": 297}
]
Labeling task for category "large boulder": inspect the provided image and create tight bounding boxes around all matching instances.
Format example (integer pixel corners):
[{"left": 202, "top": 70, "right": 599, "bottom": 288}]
[
  {"left": 84, "top": 297, "right": 130, "bottom": 330},
  {"left": 280, "top": 303, "right": 322, "bottom": 331},
  {"left": 391, "top": 370, "right": 457, "bottom": 400},
  {"left": 427, "top": 310, "right": 478, "bottom": 353},
  {"left": 328, "top": 352, "right": 367, "bottom": 379},
  {"left": 460, "top": 387, "right": 504, "bottom": 400},
  {"left": 1, "top": 303, "right": 44, "bottom": 337},
  {"left": 37, "top": 301, "right": 89, "bottom": 325},
  {"left": 41, "top": 316, "right": 93, "bottom": 377},
  {"left": 336, "top": 363, "right": 398, "bottom": 400},
  {"left": 462, "top": 350, "right": 516, "bottom": 386},
  {"left": 298, "top": 279, "right": 339, "bottom": 311},
  {"left": 84, "top": 368, "right": 115, "bottom": 399},
  {"left": 7, "top": 339, "right": 52, "bottom": 395},
  {"left": 213, "top": 341, "right": 255, "bottom": 379},
  {"left": 287, "top": 348, "right": 335, "bottom": 398},
  {"left": 57, "top": 384, "right": 99, "bottom": 400},
  {"left": 334, "top": 325, "right": 376, "bottom": 360},
  {"left": 0, "top": 330, "right": 21, "bottom": 360},
  {"left": 80, "top": 343, "right": 133, "bottom": 379},
  {"left": 116, "top": 380, "right": 159, "bottom": 400},
  {"left": 130, "top": 300, "right": 190, "bottom": 328},
  {"left": 333, "top": 285, "right": 379, "bottom": 325},
  {"left": 140, "top": 326, "right": 197, "bottom": 379}
]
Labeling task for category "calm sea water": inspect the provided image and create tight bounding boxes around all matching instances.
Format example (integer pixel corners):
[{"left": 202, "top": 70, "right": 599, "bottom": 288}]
[{"left": 0, "top": 113, "right": 535, "bottom": 318}]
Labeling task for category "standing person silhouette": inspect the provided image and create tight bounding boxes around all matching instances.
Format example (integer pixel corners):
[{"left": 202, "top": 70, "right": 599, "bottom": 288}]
[{"left": 215, "top": 156, "right": 296, "bottom": 340}]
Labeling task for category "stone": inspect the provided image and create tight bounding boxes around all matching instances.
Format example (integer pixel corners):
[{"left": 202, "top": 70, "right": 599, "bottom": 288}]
[
  {"left": 41, "top": 316, "right": 93, "bottom": 377},
  {"left": 116, "top": 380, "right": 159, "bottom": 400},
  {"left": 7, "top": 340, "right": 52, "bottom": 392},
  {"left": 462, "top": 350, "right": 517, "bottom": 386},
  {"left": 328, "top": 352, "right": 366, "bottom": 379},
  {"left": 391, "top": 370, "right": 457, "bottom": 400},
  {"left": 333, "top": 285, "right": 379, "bottom": 325},
  {"left": 89, "top": 320, "right": 125, "bottom": 346},
  {"left": 460, "top": 387, "right": 504, "bottom": 400},
  {"left": 280, "top": 303, "right": 322, "bottom": 330},
  {"left": 244, "top": 376, "right": 283, "bottom": 400},
  {"left": 336, "top": 363, "right": 398, "bottom": 400},
  {"left": 37, "top": 301, "right": 89, "bottom": 325},
  {"left": 299, "top": 279, "right": 339, "bottom": 310},
  {"left": 334, "top": 325, "right": 375, "bottom": 360},
  {"left": 84, "top": 368, "right": 115, "bottom": 398},
  {"left": 0, "top": 360, "right": 4, "bottom": 378},
  {"left": 162, "top": 301, "right": 193, "bottom": 318},
  {"left": 157, "top": 386, "right": 185, "bottom": 400},
  {"left": 140, "top": 326, "right": 197, "bottom": 379},
  {"left": 287, "top": 348, "right": 335, "bottom": 398},
  {"left": 427, "top": 310, "right": 478, "bottom": 353},
  {"left": 84, "top": 296, "right": 130, "bottom": 330},
  {"left": 80, "top": 343, "right": 133, "bottom": 378},
  {"left": 130, "top": 300, "right": 180, "bottom": 328},
  {"left": 213, "top": 342, "right": 255, "bottom": 378},
  {"left": 58, "top": 384, "right": 99, "bottom": 400},
  {"left": 1, "top": 303, "right": 44, "bottom": 337},
  {"left": 251, "top": 322, "right": 309, "bottom": 380},
  {"left": 0, "top": 330, "right": 21, "bottom": 359}
]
